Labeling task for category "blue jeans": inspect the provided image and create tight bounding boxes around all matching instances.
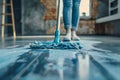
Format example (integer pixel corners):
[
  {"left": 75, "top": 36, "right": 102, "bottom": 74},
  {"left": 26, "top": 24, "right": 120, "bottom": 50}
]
[{"left": 63, "top": 0, "right": 81, "bottom": 30}]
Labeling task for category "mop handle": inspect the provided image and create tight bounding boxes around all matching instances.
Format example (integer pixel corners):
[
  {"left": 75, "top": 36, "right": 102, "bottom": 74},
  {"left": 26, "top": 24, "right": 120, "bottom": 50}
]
[{"left": 56, "top": 0, "right": 61, "bottom": 31}]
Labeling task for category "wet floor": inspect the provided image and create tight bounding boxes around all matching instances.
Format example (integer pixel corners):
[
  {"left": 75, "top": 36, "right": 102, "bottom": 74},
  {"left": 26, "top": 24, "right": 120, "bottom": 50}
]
[{"left": 0, "top": 36, "right": 120, "bottom": 80}]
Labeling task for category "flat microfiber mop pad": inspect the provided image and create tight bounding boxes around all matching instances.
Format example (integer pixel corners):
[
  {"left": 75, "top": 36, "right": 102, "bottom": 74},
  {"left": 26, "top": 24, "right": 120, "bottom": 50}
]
[{"left": 30, "top": 41, "right": 82, "bottom": 49}]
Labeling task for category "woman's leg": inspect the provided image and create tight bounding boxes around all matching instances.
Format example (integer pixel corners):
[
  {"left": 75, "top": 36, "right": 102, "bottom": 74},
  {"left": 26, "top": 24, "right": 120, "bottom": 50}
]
[
  {"left": 72, "top": 0, "right": 81, "bottom": 40},
  {"left": 63, "top": 0, "right": 73, "bottom": 40},
  {"left": 72, "top": 0, "right": 81, "bottom": 30},
  {"left": 63, "top": 0, "right": 72, "bottom": 29}
]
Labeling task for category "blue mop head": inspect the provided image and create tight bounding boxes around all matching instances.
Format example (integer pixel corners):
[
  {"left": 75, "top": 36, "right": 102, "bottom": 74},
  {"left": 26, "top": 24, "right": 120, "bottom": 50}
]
[
  {"left": 30, "top": 41, "right": 82, "bottom": 49},
  {"left": 54, "top": 30, "right": 60, "bottom": 44}
]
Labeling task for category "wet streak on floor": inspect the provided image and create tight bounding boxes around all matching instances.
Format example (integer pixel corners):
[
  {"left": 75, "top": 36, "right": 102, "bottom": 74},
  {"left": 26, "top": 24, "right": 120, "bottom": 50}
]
[{"left": 0, "top": 36, "right": 120, "bottom": 80}]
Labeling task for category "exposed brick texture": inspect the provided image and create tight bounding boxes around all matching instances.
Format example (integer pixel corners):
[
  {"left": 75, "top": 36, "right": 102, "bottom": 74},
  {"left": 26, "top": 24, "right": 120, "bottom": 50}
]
[
  {"left": 40, "top": 0, "right": 57, "bottom": 20},
  {"left": 95, "top": 23, "right": 114, "bottom": 35},
  {"left": 91, "top": 0, "right": 100, "bottom": 19}
]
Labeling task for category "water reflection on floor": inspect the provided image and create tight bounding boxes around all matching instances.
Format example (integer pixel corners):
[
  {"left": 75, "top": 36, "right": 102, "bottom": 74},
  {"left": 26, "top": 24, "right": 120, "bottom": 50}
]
[{"left": 0, "top": 36, "right": 120, "bottom": 80}]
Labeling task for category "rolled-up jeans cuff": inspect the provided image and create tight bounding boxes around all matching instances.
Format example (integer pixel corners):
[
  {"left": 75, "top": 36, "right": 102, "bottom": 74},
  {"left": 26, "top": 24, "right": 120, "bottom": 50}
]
[
  {"left": 64, "top": 25, "right": 71, "bottom": 29},
  {"left": 71, "top": 26, "right": 78, "bottom": 31}
]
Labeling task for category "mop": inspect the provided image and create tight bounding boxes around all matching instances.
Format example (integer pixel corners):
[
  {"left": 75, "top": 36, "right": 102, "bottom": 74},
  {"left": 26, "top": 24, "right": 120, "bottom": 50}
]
[{"left": 30, "top": 0, "right": 82, "bottom": 49}]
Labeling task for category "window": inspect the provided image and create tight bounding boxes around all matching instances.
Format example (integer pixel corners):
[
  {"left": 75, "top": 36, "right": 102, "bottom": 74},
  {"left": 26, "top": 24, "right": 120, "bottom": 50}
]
[
  {"left": 80, "top": 0, "right": 90, "bottom": 16},
  {"left": 60, "top": 0, "right": 90, "bottom": 17}
]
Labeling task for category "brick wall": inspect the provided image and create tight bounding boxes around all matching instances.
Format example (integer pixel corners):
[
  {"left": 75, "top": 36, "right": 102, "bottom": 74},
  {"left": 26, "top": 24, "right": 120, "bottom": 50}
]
[
  {"left": 95, "top": 22, "right": 114, "bottom": 35},
  {"left": 40, "top": 0, "right": 57, "bottom": 20}
]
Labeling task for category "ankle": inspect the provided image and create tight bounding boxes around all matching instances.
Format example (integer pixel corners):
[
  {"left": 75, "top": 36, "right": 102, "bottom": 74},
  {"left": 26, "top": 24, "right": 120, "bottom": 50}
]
[
  {"left": 71, "top": 30, "right": 77, "bottom": 36},
  {"left": 66, "top": 28, "right": 71, "bottom": 34}
]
